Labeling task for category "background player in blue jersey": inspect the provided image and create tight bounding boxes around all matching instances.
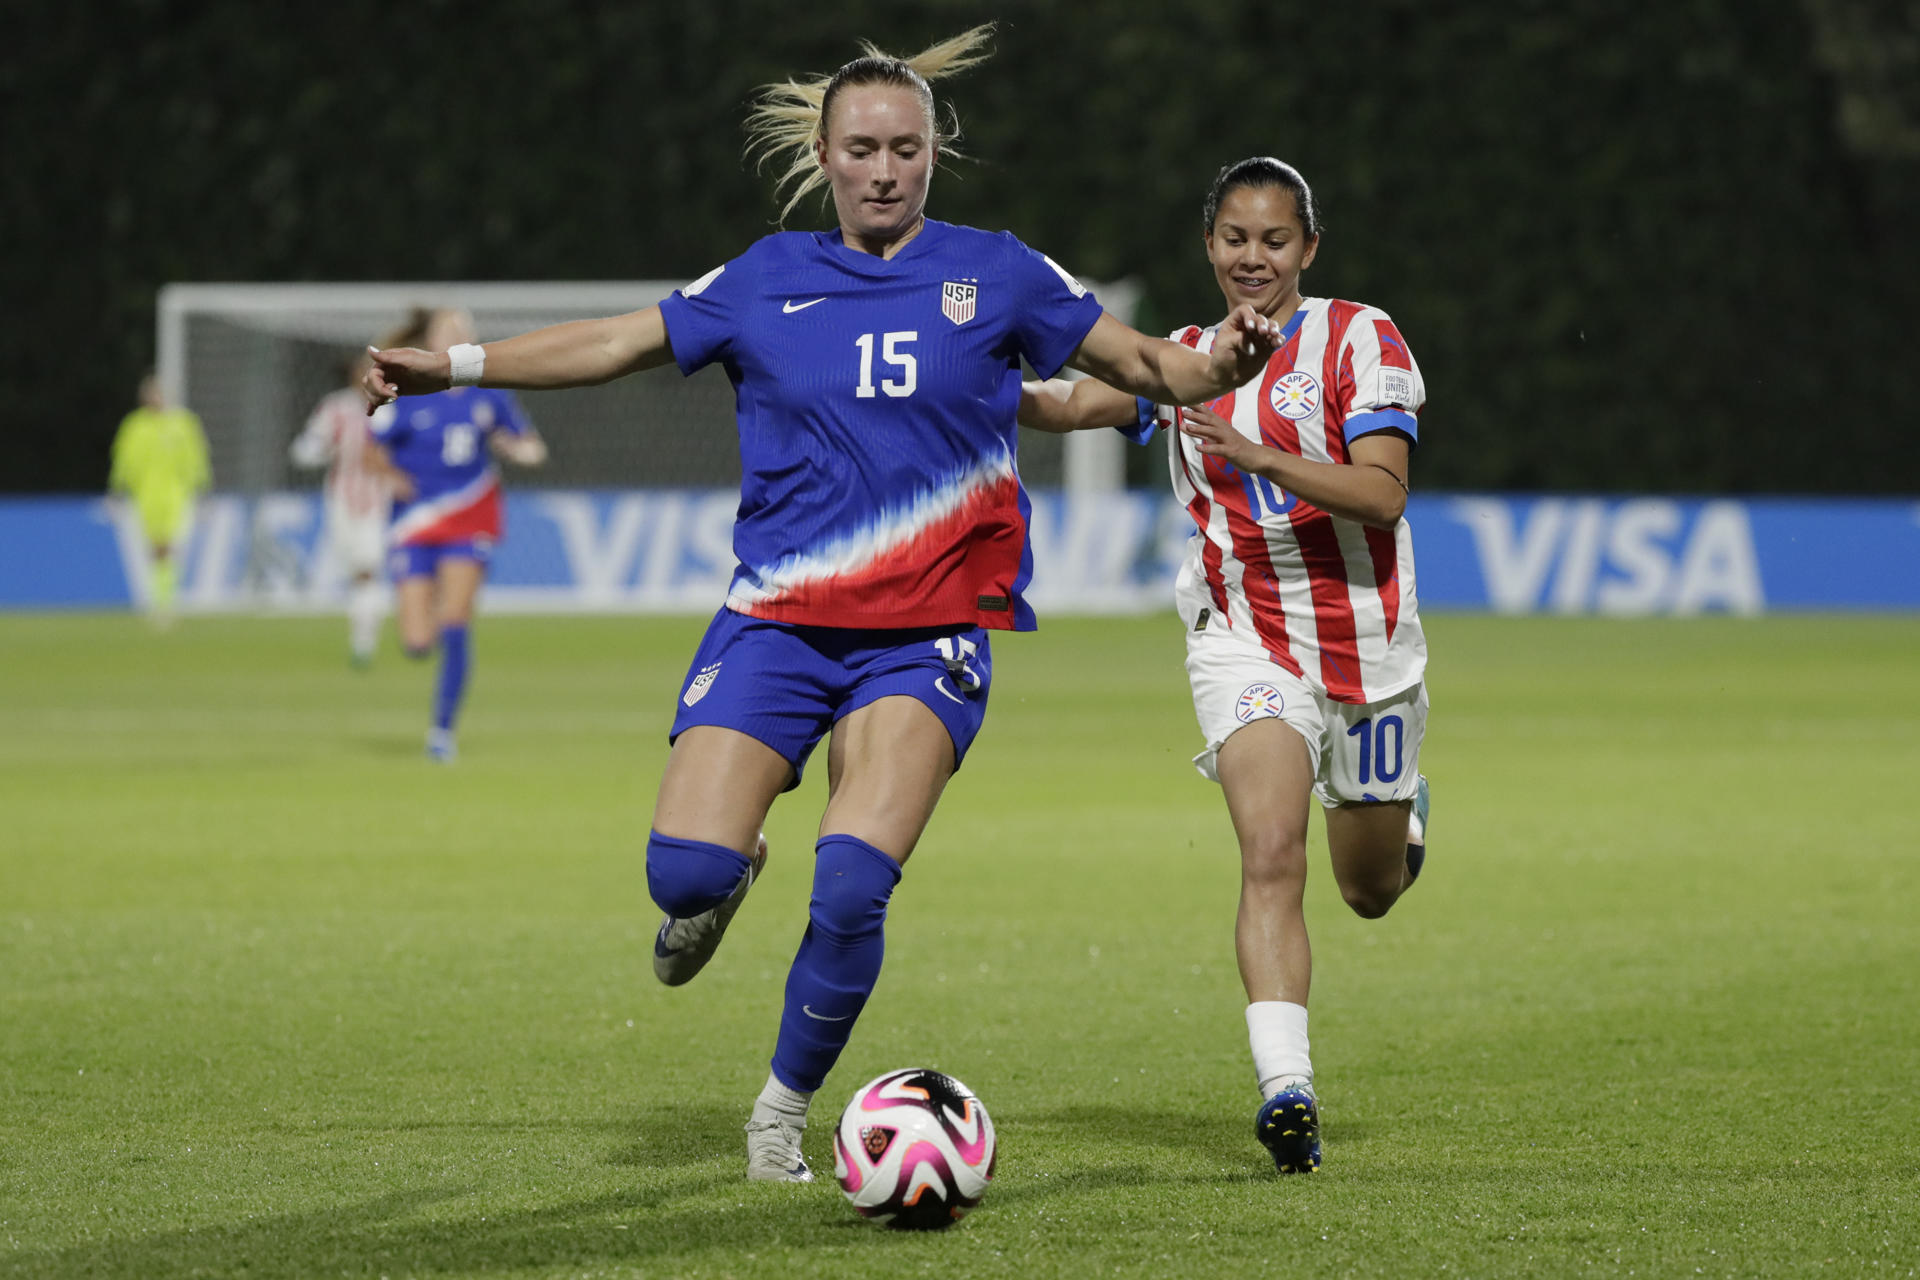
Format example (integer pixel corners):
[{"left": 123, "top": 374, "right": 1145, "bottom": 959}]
[
  {"left": 367, "top": 307, "right": 547, "bottom": 761},
  {"left": 365, "top": 25, "right": 1283, "bottom": 1181}
]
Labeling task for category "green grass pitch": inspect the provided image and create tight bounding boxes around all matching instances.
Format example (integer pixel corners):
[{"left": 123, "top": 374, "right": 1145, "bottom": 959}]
[{"left": 2, "top": 611, "right": 1916, "bottom": 1279}]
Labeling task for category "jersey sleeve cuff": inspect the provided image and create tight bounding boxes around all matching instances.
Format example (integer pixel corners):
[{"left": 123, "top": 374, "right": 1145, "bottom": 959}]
[
  {"left": 655, "top": 293, "right": 709, "bottom": 377},
  {"left": 1025, "top": 292, "right": 1105, "bottom": 382},
  {"left": 1344, "top": 408, "right": 1418, "bottom": 446}
]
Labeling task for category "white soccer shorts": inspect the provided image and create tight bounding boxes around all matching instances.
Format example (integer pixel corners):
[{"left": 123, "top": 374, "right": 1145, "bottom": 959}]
[
  {"left": 1185, "top": 618, "right": 1427, "bottom": 807},
  {"left": 327, "top": 502, "right": 388, "bottom": 578}
]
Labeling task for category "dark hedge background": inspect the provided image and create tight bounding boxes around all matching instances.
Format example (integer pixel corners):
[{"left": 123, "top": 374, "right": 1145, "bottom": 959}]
[{"left": 4, "top": 0, "right": 1915, "bottom": 493}]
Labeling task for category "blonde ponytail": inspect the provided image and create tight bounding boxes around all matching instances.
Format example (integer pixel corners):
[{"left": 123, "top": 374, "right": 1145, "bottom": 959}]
[
  {"left": 745, "top": 23, "right": 995, "bottom": 225},
  {"left": 377, "top": 306, "right": 437, "bottom": 352}
]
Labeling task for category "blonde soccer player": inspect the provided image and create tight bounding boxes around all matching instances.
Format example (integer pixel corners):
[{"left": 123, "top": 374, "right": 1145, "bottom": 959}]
[
  {"left": 364, "top": 28, "right": 1284, "bottom": 1182},
  {"left": 1021, "top": 157, "right": 1432, "bottom": 1174},
  {"left": 109, "top": 371, "right": 210, "bottom": 623}
]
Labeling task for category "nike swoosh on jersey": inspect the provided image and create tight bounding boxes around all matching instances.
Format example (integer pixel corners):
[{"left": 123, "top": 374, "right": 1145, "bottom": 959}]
[
  {"left": 802, "top": 1004, "right": 852, "bottom": 1022},
  {"left": 934, "top": 677, "right": 966, "bottom": 705},
  {"left": 782, "top": 298, "right": 826, "bottom": 313}
]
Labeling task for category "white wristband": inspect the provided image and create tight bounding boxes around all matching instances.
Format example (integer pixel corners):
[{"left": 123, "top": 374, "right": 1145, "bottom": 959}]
[{"left": 447, "top": 343, "right": 486, "bottom": 387}]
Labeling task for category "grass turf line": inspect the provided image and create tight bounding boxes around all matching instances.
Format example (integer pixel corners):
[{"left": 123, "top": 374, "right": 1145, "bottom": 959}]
[{"left": 1, "top": 613, "right": 1916, "bottom": 1278}]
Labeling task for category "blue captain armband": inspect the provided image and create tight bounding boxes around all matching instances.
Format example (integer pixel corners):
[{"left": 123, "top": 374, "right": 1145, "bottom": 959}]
[
  {"left": 1115, "top": 396, "right": 1161, "bottom": 445},
  {"left": 1345, "top": 408, "right": 1419, "bottom": 445}
]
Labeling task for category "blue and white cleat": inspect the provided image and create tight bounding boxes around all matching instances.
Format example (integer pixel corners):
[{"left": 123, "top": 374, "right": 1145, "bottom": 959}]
[
  {"left": 1255, "top": 1082, "right": 1321, "bottom": 1174},
  {"left": 1405, "top": 773, "right": 1430, "bottom": 883},
  {"left": 653, "top": 834, "right": 768, "bottom": 987},
  {"left": 426, "top": 728, "right": 457, "bottom": 763}
]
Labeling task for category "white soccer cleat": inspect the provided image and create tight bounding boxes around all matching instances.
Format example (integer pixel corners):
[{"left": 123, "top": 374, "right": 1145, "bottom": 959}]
[
  {"left": 1405, "top": 773, "right": 1430, "bottom": 882},
  {"left": 745, "top": 1112, "right": 813, "bottom": 1183},
  {"left": 426, "top": 728, "right": 457, "bottom": 763},
  {"left": 652, "top": 834, "right": 768, "bottom": 987}
]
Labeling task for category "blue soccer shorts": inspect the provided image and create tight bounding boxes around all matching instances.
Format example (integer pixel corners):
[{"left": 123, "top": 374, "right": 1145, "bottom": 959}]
[
  {"left": 389, "top": 538, "right": 495, "bottom": 582},
  {"left": 668, "top": 607, "right": 993, "bottom": 787}
]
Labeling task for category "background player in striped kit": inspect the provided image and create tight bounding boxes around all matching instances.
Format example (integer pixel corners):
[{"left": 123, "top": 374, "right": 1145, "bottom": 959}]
[
  {"left": 291, "top": 348, "right": 393, "bottom": 667},
  {"left": 1020, "top": 157, "right": 1431, "bottom": 1174},
  {"left": 367, "top": 307, "right": 548, "bottom": 761},
  {"left": 363, "top": 28, "right": 1284, "bottom": 1183}
]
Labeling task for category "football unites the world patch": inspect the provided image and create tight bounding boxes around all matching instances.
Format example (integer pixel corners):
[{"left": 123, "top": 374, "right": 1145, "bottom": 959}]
[
  {"left": 682, "top": 661, "right": 721, "bottom": 707},
  {"left": 1268, "top": 370, "right": 1321, "bottom": 421},
  {"left": 1235, "top": 682, "right": 1286, "bottom": 723},
  {"left": 1378, "top": 367, "right": 1417, "bottom": 408},
  {"left": 942, "top": 281, "right": 977, "bottom": 326}
]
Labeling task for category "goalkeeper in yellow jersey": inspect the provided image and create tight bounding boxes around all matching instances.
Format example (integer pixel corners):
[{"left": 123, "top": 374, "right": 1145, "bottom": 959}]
[{"left": 109, "top": 372, "right": 210, "bottom": 622}]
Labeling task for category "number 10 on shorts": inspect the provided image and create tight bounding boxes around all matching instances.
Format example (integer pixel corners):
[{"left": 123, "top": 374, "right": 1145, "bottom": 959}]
[{"left": 1346, "top": 714, "right": 1404, "bottom": 785}]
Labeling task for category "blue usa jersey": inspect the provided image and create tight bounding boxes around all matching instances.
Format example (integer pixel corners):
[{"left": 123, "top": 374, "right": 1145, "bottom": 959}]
[
  {"left": 658, "top": 219, "right": 1103, "bottom": 631},
  {"left": 370, "top": 387, "right": 531, "bottom": 546}
]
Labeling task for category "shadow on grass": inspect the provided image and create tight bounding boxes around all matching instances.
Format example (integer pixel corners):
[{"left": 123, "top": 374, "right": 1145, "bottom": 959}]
[
  {"left": 1, "top": 1101, "right": 1344, "bottom": 1278},
  {"left": 1019, "top": 1100, "right": 1376, "bottom": 1155},
  {"left": 357, "top": 734, "right": 432, "bottom": 759}
]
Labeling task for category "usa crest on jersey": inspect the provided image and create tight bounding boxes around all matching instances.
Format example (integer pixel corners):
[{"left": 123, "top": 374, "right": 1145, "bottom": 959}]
[{"left": 941, "top": 281, "right": 977, "bottom": 326}]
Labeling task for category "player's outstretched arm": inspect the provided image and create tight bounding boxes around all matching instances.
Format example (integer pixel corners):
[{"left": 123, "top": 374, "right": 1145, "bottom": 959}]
[
  {"left": 288, "top": 412, "right": 334, "bottom": 468},
  {"left": 1181, "top": 405, "right": 1410, "bottom": 529},
  {"left": 363, "top": 308, "right": 675, "bottom": 410},
  {"left": 1017, "top": 377, "right": 1139, "bottom": 434},
  {"left": 1064, "top": 308, "right": 1280, "bottom": 407},
  {"left": 363, "top": 441, "right": 417, "bottom": 501},
  {"left": 491, "top": 428, "right": 549, "bottom": 467}
]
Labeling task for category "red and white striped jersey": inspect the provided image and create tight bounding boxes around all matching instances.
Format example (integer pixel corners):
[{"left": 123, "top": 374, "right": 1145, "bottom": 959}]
[
  {"left": 291, "top": 388, "right": 392, "bottom": 519},
  {"left": 1158, "top": 298, "right": 1427, "bottom": 705}
]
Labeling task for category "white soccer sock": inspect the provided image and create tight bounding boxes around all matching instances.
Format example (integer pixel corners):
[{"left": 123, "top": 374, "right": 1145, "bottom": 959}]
[
  {"left": 1247, "top": 1001, "right": 1312, "bottom": 1098},
  {"left": 753, "top": 1072, "right": 813, "bottom": 1123},
  {"left": 348, "top": 579, "right": 385, "bottom": 659}
]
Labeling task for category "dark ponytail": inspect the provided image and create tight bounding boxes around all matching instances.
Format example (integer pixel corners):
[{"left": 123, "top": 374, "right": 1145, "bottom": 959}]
[{"left": 1203, "top": 157, "right": 1320, "bottom": 238}]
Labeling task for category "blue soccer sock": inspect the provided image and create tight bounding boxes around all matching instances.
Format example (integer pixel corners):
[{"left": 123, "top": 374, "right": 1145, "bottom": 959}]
[
  {"left": 433, "top": 624, "right": 470, "bottom": 732},
  {"left": 770, "top": 835, "right": 902, "bottom": 1093},
  {"left": 645, "top": 831, "right": 752, "bottom": 919}
]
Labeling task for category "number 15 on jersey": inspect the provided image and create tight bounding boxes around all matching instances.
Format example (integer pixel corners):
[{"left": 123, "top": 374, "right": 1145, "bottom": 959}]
[{"left": 855, "top": 331, "right": 917, "bottom": 399}]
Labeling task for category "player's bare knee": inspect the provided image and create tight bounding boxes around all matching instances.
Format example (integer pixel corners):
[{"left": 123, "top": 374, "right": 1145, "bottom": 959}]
[
  {"left": 1239, "top": 828, "right": 1308, "bottom": 889},
  {"left": 1338, "top": 874, "right": 1401, "bottom": 920}
]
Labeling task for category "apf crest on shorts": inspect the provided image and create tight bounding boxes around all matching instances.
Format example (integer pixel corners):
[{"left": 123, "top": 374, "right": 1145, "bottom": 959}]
[
  {"left": 1268, "top": 370, "right": 1321, "bottom": 421},
  {"left": 1235, "top": 682, "right": 1286, "bottom": 723},
  {"left": 941, "top": 281, "right": 977, "bottom": 326},
  {"left": 683, "top": 661, "right": 722, "bottom": 707}
]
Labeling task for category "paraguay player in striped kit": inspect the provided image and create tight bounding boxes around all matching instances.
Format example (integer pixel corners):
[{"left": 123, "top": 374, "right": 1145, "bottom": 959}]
[
  {"left": 1022, "top": 157, "right": 1431, "bottom": 1174},
  {"left": 291, "top": 349, "right": 395, "bottom": 667},
  {"left": 364, "top": 28, "right": 1285, "bottom": 1183}
]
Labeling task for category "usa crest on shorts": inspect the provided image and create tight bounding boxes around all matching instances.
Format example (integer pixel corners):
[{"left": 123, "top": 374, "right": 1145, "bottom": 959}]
[
  {"left": 683, "top": 661, "right": 722, "bottom": 707},
  {"left": 941, "top": 281, "right": 977, "bottom": 326}
]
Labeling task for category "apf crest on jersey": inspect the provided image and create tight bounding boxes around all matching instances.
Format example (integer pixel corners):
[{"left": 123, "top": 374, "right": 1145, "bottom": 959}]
[
  {"left": 941, "top": 281, "right": 977, "bottom": 326},
  {"left": 1269, "top": 371, "right": 1321, "bottom": 421}
]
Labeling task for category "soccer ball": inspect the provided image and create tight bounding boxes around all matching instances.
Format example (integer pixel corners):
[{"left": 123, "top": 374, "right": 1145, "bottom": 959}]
[{"left": 833, "top": 1067, "right": 996, "bottom": 1229}]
